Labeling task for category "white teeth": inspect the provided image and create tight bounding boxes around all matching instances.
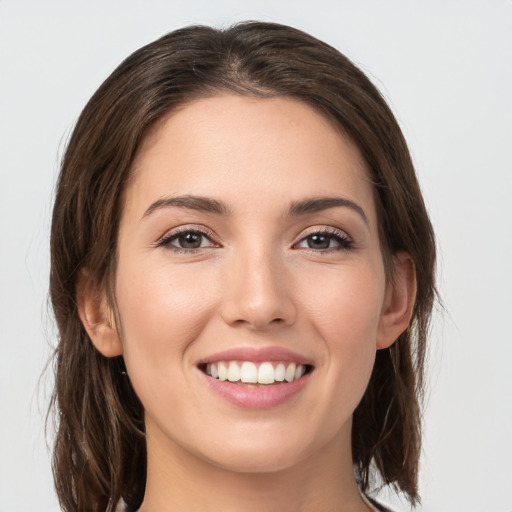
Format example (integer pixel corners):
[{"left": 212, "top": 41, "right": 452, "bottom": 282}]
[
  {"left": 285, "top": 363, "right": 296, "bottom": 382},
  {"left": 240, "top": 361, "right": 258, "bottom": 383},
  {"left": 275, "top": 363, "right": 286, "bottom": 382},
  {"left": 227, "top": 361, "right": 241, "bottom": 382},
  {"left": 218, "top": 362, "right": 228, "bottom": 381},
  {"left": 258, "top": 362, "right": 275, "bottom": 384},
  {"left": 206, "top": 361, "right": 308, "bottom": 385}
]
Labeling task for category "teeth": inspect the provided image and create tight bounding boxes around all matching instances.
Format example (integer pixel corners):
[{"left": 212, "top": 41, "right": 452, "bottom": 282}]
[
  {"left": 258, "top": 362, "right": 275, "bottom": 384},
  {"left": 227, "top": 361, "right": 241, "bottom": 382},
  {"left": 240, "top": 362, "right": 258, "bottom": 383},
  {"left": 206, "top": 361, "right": 307, "bottom": 385},
  {"left": 285, "top": 363, "right": 296, "bottom": 382},
  {"left": 275, "top": 363, "right": 286, "bottom": 382},
  {"left": 218, "top": 362, "right": 228, "bottom": 381}
]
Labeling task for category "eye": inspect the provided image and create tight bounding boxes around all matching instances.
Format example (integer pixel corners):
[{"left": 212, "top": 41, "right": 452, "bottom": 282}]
[
  {"left": 295, "top": 229, "right": 353, "bottom": 251},
  {"left": 157, "top": 229, "right": 218, "bottom": 251}
]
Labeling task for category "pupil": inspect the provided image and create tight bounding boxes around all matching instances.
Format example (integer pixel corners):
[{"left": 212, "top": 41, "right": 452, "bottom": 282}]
[
  {"left": 308, "top": 235, "right": 329, "bottom": 249},
  {"left": 179, "top": 233, "right": 201, "bottom": 249}
]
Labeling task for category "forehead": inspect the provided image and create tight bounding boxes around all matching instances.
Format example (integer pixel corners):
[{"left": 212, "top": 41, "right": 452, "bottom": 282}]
[{"left": 125, "top": 94, "right": 376, "bottom": 223}]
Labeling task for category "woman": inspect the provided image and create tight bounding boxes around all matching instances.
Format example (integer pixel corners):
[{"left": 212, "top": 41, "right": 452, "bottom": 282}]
[{"left": 49, "top": 21, "right": 436, "bottom": 512}]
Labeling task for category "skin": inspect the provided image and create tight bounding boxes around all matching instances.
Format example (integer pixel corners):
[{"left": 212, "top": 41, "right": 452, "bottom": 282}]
[{"left": 79, "top": 95, "right": 416, "bottom": 512}]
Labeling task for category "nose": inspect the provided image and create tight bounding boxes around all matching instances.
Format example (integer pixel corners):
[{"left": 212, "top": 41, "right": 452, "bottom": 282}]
[{"left": 219, "top": 247, "right": 297, "bottom": 331}]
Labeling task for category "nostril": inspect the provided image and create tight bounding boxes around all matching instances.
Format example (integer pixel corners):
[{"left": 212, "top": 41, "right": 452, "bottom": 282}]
[{"left": 219, "top": 282, "right": 297, "bottom": 329}]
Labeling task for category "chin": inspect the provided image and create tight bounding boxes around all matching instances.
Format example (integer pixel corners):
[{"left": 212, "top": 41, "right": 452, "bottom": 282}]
[
  {"left": 202, "top": 444, "right": 308, "bottom": 474},
  {"left": 187, "top": 420, "right": 341, "bottom": 476}
]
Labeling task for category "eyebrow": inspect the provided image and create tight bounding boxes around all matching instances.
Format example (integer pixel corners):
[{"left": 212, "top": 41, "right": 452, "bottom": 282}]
[
  {"left": 288, "top": 197, "right": 368, "bottom": 225},
  {"left": 142, "top": 195, "right": 231, "bottom": 219},
  {"left": 141, "top": 194, "right": 368, "bottom": 225}
]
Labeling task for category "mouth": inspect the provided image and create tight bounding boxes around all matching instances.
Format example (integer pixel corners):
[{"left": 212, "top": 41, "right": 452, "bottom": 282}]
[
  {"left": 197, "top": 346, "right": 314, "bottom": 408},
  {"left": 198, "top": 360, "right": 314, "bottom": 386}
]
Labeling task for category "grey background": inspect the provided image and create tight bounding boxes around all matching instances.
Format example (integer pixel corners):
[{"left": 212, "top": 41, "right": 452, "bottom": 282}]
[{"left": 1, "top": 1, "right": 511, "bottom": 511}]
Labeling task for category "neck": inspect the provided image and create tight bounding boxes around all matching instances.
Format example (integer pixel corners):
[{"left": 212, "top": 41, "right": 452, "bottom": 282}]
[{"left": 139, "top": 420, "right": 371, "bottom": 512}]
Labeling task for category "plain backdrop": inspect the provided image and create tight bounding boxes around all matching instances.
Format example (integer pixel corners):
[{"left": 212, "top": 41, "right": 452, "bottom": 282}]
[{"left": 1, "top": 1, "right": 511, "bottom": 511}]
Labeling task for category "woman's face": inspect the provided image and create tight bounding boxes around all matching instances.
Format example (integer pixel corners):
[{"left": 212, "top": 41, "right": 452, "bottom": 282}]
[{"left": 112, "top": 95, "right": 394, "bottom": 473}]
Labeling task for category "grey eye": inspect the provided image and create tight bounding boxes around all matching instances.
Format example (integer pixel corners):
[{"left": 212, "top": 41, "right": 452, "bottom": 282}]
[
  {"left": 306, "top": 234, "right": 332, "bottom": 249},
  {"left": 175, "top": 232, "right": 204, "bottom": 249},
  {"left": 159, "top": 230, "right": 215, "bottom": 250},
  {"left": 296, "top": 230, "right": 353, "bottom": 251}
]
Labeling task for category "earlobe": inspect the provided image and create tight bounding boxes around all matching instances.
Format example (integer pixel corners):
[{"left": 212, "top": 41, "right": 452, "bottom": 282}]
[
  {"left": 76, "top": 270, "right": 123, "bottom": 357},
  {"left": 377, "top": 252, "right": 417, "bottom": 350}
]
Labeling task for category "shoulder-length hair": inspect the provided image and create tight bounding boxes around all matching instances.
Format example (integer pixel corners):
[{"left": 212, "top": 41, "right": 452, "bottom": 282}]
[{"left": 49, "top": 21, "right": 436, "bottom": 512}]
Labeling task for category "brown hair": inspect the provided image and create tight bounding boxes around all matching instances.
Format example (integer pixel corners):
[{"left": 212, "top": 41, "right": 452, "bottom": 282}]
[{"left": 49, "top": 21, "right": 436, "bottom": 512}]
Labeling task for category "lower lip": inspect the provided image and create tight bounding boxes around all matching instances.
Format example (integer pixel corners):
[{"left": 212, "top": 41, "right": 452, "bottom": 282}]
[{"left": 199, "top": 370, "right": 311, "bottom": 409}]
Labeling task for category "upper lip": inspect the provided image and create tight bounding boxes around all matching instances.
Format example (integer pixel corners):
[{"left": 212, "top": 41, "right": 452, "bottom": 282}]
[{"left": 198, "top": 346, "right": 314, "bottom": 366}]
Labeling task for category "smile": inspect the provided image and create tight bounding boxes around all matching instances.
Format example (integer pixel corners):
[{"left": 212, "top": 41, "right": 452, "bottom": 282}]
[
  {"left": 203, "top": 361, "right": 309, "bottom": 385},
  {"left": 197, "top": 346, "right": 314, "bottom": 408}
]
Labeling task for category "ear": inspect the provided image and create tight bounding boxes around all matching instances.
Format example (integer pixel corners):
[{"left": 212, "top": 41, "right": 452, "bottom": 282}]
[
  {"left": 376, "top": 252, "right": 417, "bottom": 350},
  {"left": 76, "top": 270, "right": 123, "bottom": 357}
]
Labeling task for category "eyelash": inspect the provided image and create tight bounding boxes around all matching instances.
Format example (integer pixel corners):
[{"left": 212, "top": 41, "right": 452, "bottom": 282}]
[
  {"left": 156, "top": 227, "right": 219, "bottom": 253},
  {"left": 155, "top": 227, "right": 354, "bottom": 254},
  {"left": 293, "top": 228, "right": 354, "bottom": 253}
]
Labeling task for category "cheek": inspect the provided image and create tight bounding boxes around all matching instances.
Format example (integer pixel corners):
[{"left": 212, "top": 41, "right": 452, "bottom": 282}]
[
  {"left": 299, "top": 262, "right": 385, "bottom": 393},
  {"left": 114, "top": 260, "right": 217, "bottom": 383},
  {"left": 300, "top": 261, "right": 385, "bottom": 340},
  {"left": 113, "top": 260, "right": 225, "bottom": 441}
]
